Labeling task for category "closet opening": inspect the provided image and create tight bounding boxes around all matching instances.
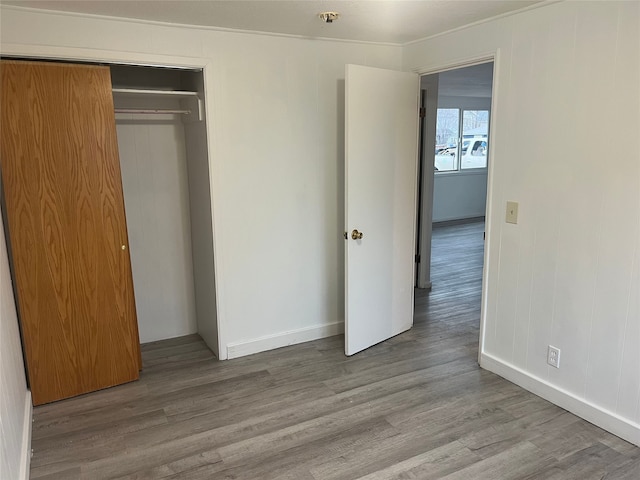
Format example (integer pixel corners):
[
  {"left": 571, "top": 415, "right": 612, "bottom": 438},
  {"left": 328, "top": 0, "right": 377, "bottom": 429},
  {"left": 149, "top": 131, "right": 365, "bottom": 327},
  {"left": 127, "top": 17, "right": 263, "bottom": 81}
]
[
  {"left": 111, "top": 64, "right": 219, "bottom": 359},
  {"left": 1, "top": 58, "right": 220, "bottom": 404}
]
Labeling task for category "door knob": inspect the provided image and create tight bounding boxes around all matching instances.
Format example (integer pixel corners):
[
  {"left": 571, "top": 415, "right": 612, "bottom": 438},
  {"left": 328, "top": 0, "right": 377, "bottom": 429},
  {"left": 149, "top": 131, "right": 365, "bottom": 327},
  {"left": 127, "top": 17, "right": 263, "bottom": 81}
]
[{"left": 351, "top": 229, "right": 364, "bottom": 240}]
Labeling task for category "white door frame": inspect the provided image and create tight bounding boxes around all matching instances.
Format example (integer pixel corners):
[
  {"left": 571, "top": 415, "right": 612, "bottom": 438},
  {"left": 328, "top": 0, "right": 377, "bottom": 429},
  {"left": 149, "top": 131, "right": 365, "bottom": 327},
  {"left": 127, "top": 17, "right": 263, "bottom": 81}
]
[
  {"left": 412, "top": 50, "right": 500, "bottom": 364},
  {"left": 0, "top": 43, "right": 227, "bottom": 358},
  {"left": 415, "top": 79, "right": 437, "bottom": 290}
]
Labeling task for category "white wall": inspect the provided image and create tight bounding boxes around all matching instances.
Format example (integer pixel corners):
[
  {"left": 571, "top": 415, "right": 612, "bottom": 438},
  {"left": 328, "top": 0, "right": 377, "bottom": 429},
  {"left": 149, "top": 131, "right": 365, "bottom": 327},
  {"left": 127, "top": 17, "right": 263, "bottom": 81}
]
[
  {"left": 0, "top": 206, "right": 31, "bottom": 480},
  {"left": 433, "top": 171, "right": 487, "bottom": 222},
  {"left": 0, "top": 6, "right": 401, "bottom": 360},
  {"left": 116, "top": 97, "right": 198, "bottom": 344},
  {"left": 405, "top": 0, "right": 640, "bottom": 445},
  {"left": 182, "top": 74, "right": 219, "bottom": 359},
  {"left": 437, "top": 95, "right": 491, "bottom": 110},
  {"left": 208, "top": 37, "right": 400, "bottom": 358}
]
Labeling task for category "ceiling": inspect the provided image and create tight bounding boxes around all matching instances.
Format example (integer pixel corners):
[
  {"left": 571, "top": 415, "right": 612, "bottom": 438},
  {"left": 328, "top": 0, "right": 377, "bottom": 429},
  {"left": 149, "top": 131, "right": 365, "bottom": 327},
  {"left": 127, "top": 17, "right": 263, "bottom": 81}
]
[{"left": 3, "top": 0, "right": 546, "bottom": 45}]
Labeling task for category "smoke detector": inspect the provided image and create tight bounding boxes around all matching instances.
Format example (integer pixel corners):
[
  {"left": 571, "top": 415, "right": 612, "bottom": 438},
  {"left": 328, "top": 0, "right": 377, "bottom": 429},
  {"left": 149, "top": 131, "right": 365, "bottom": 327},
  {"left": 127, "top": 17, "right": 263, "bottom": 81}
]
[{"left": 319, "top": 12, "right": 340, "bottom": 23}]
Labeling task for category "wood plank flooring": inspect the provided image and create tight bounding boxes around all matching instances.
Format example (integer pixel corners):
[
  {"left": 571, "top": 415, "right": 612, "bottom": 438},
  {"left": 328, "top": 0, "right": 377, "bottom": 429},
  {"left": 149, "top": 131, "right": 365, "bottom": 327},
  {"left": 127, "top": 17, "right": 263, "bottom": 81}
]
[{"left": 30, "top": 220, "right": 639, "bottom": 479}]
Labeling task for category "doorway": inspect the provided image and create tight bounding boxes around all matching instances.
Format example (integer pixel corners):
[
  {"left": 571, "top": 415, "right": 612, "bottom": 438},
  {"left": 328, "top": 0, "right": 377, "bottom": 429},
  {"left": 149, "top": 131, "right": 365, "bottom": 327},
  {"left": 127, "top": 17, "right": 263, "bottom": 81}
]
[
  {"left": 415, "top": 61, "right": 494, "bottom": 348},
  {"left": 343, "top": 61, "right": 493, "bottom": 357}
]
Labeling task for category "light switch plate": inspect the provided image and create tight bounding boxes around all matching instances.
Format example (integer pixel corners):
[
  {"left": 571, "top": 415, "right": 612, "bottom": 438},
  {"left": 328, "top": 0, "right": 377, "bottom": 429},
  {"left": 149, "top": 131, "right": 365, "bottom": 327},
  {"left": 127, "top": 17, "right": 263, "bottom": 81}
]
[{"left": 506, "top": 201, "right": 519, "bottom": 224}]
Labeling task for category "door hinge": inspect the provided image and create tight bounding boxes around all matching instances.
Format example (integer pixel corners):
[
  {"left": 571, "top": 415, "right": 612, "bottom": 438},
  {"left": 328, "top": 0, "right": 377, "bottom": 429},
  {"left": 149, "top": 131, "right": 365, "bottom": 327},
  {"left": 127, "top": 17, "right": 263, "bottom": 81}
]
[
  {"left": 419, "top": 107, "right": 426, "bottom": 118},
  {"left": 415, "top": 254, "right": 421, "bottom": 263}
]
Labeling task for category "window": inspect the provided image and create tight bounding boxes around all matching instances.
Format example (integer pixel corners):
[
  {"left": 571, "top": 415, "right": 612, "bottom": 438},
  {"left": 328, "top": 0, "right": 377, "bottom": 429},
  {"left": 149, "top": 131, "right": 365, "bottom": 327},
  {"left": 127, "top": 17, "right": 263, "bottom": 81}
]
[
  {"left": 435, "top": 109, "right": 489, "bottom": 172},
  {"left": 434, "top": 108, "right": 459, "bottom": 172}
]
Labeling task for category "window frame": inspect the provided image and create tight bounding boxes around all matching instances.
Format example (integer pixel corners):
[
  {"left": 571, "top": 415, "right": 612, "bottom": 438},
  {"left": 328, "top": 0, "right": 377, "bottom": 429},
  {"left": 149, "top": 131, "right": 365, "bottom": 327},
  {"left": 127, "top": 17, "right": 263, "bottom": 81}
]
[{"left": 435, "top": 108, "right": 490, "bottom": 174}]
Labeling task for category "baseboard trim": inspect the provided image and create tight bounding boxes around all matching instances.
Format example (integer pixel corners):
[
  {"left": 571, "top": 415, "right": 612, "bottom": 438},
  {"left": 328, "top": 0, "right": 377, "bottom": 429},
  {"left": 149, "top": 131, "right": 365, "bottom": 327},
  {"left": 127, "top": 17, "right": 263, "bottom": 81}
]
[
  {"left": 226, "top": 321, "right": 344, "bottom": 359},
  {"left": 480, "top": 353, "right": 640, "bottom": 446},
  {"left": 19, "top": 391, "right": 32, "bottom": 480}
]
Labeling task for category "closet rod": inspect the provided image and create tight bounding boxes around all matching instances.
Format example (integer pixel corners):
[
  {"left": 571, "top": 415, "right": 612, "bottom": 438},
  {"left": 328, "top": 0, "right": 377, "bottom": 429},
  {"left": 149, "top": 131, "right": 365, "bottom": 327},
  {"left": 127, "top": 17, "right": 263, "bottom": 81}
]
[{"left": 114, "top": 108, "right": 191, "bottom": 115}]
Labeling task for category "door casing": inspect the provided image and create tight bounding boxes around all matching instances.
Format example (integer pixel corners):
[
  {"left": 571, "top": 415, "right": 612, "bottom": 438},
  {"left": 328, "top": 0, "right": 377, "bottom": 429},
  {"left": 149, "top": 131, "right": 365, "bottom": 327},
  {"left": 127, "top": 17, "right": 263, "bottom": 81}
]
[{"left": 412, "top": 51, "right": 500, "bottom": 363}]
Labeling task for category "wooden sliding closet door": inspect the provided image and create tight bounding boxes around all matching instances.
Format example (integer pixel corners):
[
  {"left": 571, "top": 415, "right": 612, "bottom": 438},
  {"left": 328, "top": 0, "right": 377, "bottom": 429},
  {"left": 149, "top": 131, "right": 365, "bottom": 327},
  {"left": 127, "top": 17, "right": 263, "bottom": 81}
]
[{"left": 0, "top": 60, "right": 141, "bottom": 405}]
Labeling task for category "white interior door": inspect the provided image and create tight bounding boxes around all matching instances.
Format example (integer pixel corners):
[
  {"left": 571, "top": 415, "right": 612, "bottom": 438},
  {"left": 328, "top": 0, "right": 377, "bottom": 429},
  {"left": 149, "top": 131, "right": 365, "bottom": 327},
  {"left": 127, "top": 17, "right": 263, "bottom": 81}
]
[{"left": 345, "top": 64, "right": 420, "bottom": 356}]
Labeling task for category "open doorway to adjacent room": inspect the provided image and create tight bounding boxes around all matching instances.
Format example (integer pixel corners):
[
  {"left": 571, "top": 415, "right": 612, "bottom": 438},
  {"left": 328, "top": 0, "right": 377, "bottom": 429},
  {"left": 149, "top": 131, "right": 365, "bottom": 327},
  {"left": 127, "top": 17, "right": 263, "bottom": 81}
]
[{"left": 414, "top": 62, "right": 494, "bottom": 348}]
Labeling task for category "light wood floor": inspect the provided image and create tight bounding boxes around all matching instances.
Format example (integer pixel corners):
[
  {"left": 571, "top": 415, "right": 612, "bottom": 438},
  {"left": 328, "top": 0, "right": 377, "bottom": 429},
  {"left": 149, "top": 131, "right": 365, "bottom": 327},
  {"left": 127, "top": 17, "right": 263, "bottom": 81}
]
[{"left": 30, "top": 221, "right": 639, "bottom": 479}]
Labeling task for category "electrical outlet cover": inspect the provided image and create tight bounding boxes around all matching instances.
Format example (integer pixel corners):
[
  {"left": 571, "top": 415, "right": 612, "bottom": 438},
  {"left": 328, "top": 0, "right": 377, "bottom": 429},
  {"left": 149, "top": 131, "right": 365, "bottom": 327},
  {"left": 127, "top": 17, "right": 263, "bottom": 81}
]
[
  {"left": 547, "top": 345, "right": 560, "bottom": 368},
  {"left": 506, "top": 201, "right": 519, "bottom": 224}
]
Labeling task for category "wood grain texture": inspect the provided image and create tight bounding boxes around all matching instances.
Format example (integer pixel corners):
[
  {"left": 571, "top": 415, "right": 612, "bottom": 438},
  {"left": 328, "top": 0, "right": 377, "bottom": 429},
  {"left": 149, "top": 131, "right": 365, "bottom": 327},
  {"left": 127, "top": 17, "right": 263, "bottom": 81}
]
[
  {"left": 28, "top": 221, "right": 639, "bottom": 478},
  {"left": 0, "top": 60, "right": 141, "bottom": 405}
]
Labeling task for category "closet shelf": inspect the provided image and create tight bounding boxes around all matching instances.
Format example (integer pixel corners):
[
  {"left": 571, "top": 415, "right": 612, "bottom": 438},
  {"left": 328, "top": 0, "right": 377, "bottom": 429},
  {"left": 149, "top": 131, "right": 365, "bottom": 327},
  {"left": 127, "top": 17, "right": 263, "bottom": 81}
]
[
  {"left": 112, "top": 88, "right": 203, "bottom": 122},
  {"left": 114, "top": 108, "right": 191, "bottom": 115},
  {"left": 112, "top": 88, "right": 199, "bottom": 97}
]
